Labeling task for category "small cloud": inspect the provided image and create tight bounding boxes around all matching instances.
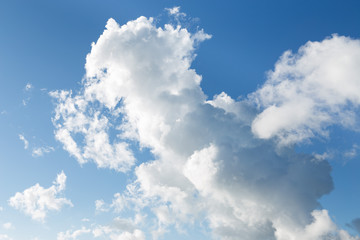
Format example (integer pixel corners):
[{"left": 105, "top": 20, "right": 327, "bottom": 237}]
[
  {"left": 57, "top": 227, "right": 91, "bottom": 240},
  {"left": 344, "top": 144, "right": 360, "bottom": 159},
  {"left": 8, "top": 171, "right": 72, "bottom": 222},
  {"left": 95, "top": 200, "right": 109, "bottom": 212},
  {"left": 18, "top": 134, "right": 29, "bottom": 150},
  {"left": 25, "top": 83, "right": 33, "bottom": 91},
  {"left": 2, "top": 222, "right": 14, "bottom": 230},
  {"left": 313, "top": 152, "right": 333, "bottom": 162},
  {"left": 32, "top": 146, "right": 54, "bottom": 157},
  {"left": 81, "top": 218, "right": 90, "bottom": 222},
  {"left": 166, "top": 6, "right": 186, "bottom": 17},
  {"left": 0, "top": 234, "right": 12, "bottom": 240},
  {"left": 0, "top": 206, "right": 3, "bottom": 211}
]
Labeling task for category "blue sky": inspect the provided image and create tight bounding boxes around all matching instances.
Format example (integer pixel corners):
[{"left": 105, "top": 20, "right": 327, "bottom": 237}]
[{"left": 1, "top": 1, "right": 360, "bottom": 239}]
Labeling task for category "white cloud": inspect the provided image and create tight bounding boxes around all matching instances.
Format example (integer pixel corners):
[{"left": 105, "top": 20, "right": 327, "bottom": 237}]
[
  {"left": 8, "top": 171, "right": 72, "bottom": 222},
  {"left": 18, "top": 134, "right": 29, "bottom": 149},
  {"left": 25, "top": 83, "right": 33, "bottom": 91},
  {"left": 57, "top": 227, "right": 91, "bottom": 240},
  {"left": 344, "top": 144, "right": 360, "bottom": 159},
  {"left": 166, "top": 6, "right": 186, "bottom": 18},
  {"left": 95, "top": 193, "right": 128, "bottom": 214},
  {"left": 51, "top": 15, "right": 360, "bottom": 240},
  {"left": 0, "top": 234, "right": 12, "bottom": 240},
  {"left": 0, "top": 207, "right": 3, "bottom": 212},
  {"left": 58, "top": 217, "right": 145, "bottom": 240},
  {"left": 92, "top": 217, "right": 145, "bottom": 240},
  {"left": 50, "top": 90, "right": 135, "bottom": 172},
  {"left": 95, "top": 199, "right": 108, "bottom": 212},
  {"left": 250, "top": 35, "right": 360, "bottom": 145},
  {"left": 275, "top": 210, "right": 359, "bottom": 240},
  {"left": 2, "top": 223, "right": 13, "bottom": 230},
  {"left": 32, "top": 146, "right": 54, "bottom": 157}
]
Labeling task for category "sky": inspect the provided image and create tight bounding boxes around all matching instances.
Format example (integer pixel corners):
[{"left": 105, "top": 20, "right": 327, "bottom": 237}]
[{"left": 1, "top": 0, "right": 360, "bottom": 239}]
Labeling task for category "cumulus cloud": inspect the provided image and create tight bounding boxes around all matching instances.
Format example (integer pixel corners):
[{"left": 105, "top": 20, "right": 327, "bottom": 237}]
[
  {"left": 18, "top": 134, "right": 29, "bottom": 149},
  {"left": 250, "top": 35, "right": 360, "bottom": 145},
  {"left": 52, "top": 14, "right": 360, "bottom": 240},
  {"left": 50, "top": 90, "right": 136, "bottom": 172},
  {"left": 8, "top": 171, "right": 72, "bottom": 222}
]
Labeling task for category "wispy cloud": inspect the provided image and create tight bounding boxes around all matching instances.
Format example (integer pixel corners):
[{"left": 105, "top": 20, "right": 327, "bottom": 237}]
[
  {"left": 32, "top": 146, "right": 54, "bottom": 157},
  {"left": 18, "top": 134, "right": 29, "bottom": 149},
  {"left": 2, "top": 223, "right": 14, "bottom": 230}
]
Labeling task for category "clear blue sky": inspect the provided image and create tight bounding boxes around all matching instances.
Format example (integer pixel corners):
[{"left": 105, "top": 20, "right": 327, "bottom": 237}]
[{"left": 1, "top": 1, "right": 360, "bottom": 239}]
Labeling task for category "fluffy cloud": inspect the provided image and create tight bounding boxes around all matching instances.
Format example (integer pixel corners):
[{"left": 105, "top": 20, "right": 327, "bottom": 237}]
[
  {"left": 52, "top": 14, "right": 360, "bottom": 240},
  {"left": 8, "top": 171, "right": 72, "bottom": 222},
  {"left": 250, "top": 35, "right": 360, "bottom": 145},
  {"left": 50, "top": 90, "right": 136, "bottom": 172}
]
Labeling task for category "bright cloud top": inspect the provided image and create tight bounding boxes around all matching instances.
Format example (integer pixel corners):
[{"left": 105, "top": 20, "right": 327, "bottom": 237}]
[
  {"left": 51, "top": 14, "right": 360, "bottom": 240},
  {"left": 251, "top": 35, "right": 360, "bottom": 145},
  {"left": 8, "top": 171, "right": 72, "bottom": 222}
]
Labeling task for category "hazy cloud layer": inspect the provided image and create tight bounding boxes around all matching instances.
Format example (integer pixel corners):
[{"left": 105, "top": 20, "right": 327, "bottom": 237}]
[{"left": 52, "top": 14, "right": 360, "bottom": 240}]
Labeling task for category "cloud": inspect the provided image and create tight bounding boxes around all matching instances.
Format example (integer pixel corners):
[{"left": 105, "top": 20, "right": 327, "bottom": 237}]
[
  {"left": 25, "top": 83, "right": 33, "bottom": 91},
  {"left": 52, "top": 14, "right": 360, "bottom": 240},
  {"left": 95, "top": 199, "right": 108, "bottom": 212},
  {"left": 57, "top": 217, "right": 145, "bottom": 240},
  {"left": 250, "top": 35, "right": 360, "bottom": 145},
  {"left": 18, "top": 134, "right": 29, "bottom": 149},
  {"left": 32, "top": 146, "right": 54, "bottom": 157},
  {"left": 0, "top": 234, "right": 12, "bottom": 240},
  {"left": 8, "top": 171, "right": 72, "bottom": 222},
  {"left": 50, "top": 90, "right": 136, "bottom": 172},
  {"left": 344, "top": 144, "right": 360, "bottom": 159},
  {"left": 57, "top": 227, "right": 91, "bottom": 240},
  {"left": 166, "top": 6, "right": 186, "bottom": 19},
  {"left": 2, "top": 223, "right": 13, "bottom": 230}
]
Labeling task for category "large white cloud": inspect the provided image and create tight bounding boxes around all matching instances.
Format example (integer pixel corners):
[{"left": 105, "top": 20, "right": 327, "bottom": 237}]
[
  {"left": 52, "top": 13, "right": 360, "bottom": 240},
  {"left": 8, "top": 171, "right": 72, "bottom": 222},
  {"left": 250, "top": 35, "right": 360, "bottom": 145}
]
